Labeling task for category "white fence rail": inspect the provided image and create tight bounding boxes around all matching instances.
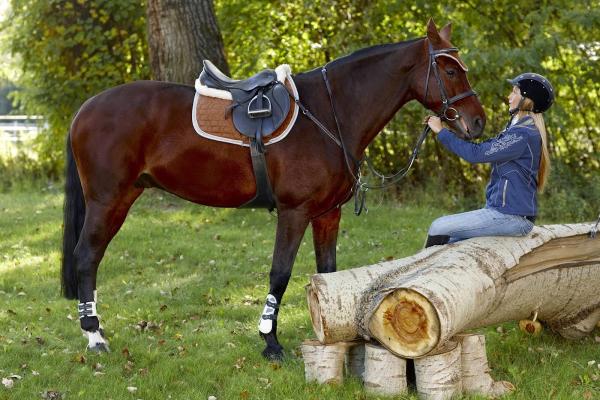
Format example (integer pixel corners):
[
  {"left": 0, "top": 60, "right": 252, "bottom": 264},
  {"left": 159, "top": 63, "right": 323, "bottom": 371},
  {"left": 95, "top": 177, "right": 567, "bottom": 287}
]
[{"left": 0, "top": 115, "right": 45, "bottom": 158}]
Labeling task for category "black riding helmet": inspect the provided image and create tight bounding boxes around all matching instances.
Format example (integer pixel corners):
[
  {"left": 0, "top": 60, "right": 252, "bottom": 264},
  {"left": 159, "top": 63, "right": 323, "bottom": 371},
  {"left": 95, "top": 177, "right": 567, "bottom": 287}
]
[{"left": 507, "top": 73, "right": 554, "bottom": 113}]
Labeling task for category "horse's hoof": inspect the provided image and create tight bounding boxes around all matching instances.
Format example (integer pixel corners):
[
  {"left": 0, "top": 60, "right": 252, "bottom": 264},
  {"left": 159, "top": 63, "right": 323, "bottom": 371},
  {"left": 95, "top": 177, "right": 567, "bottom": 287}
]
[
  {"left": 88, "top": 342, "right": 110, "bottom": 353},
  {"left": 262, "top": 345, "right": 284, "bottom": 361}
]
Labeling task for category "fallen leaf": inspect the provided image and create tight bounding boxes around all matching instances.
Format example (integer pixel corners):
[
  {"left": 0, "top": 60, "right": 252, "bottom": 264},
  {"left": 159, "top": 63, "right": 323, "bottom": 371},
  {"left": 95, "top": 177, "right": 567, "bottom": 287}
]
[
  {"left": 72, "top": 354, "right": 86, "bottom": 364},
  {"left": 121, "top": 348, "right": 130, "bottom": 359},
  {"left": 270, "top": 362, "right": 281, "bottom": 371},
  {"left": 240, "top": 390, "right": 249, "bottom": 400},
  {"left": 2, "top": 378, "right": 13, "bottom": 388},
  {"left": 160, "top": 305, "right": 168, "bottom": 312},
  {"left": 123, "top": 361, "right": 135, "bottom": 373},
  {"left": 41, "top": 390, "right": 62, "bottom": 399},
  {"left": 234, "top": 357, "right": 246, "bottom": 370}
]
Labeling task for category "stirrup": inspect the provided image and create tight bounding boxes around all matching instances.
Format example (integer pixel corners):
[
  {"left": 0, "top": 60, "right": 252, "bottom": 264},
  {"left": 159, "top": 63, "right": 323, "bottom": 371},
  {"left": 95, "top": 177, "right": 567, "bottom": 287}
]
[{"left": 248, "top": 94, "right": 272, "bottom": 118}]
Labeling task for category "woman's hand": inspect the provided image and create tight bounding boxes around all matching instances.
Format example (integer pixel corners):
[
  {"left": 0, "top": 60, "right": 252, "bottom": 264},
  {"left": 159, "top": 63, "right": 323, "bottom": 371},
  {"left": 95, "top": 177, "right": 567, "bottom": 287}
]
[{"left": 425, "top": 115, "right": 443, "bottom": 134}]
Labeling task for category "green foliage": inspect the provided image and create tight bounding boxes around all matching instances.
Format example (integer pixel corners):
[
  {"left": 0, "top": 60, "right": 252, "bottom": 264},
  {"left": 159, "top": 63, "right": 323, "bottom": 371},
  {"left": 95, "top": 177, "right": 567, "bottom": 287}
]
[
  {"left": 2, "top": 0, "right": 598, "bottom": 215},
  {"left": 216, "top": 0, "right": 600, "bottom": 216},
  {"left": 0, "top": 152, "right": 50, "bottom": 191},
  {"left": 3, "top": 0, "right": 150, "bottom": 178}
]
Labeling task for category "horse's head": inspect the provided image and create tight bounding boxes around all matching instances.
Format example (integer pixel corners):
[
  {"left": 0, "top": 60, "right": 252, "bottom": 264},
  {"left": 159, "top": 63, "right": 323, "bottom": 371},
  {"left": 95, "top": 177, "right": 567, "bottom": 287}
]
[{"left": 412, "top": 19, "right": 486, "bottom": 139}]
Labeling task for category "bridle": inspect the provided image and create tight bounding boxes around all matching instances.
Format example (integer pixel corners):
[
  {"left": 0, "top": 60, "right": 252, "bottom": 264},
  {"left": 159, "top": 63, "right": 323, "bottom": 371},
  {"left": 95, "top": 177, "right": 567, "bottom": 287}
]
[
  {"left": 286, "top": 40, "right": 479, "bottom": 215},
  {"left": 424, "top": 41, "right": 478, "bottom": 139}
]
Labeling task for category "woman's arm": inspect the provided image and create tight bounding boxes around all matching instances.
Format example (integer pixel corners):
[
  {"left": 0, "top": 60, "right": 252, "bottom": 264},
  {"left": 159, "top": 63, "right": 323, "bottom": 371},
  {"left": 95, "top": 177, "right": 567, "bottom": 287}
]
[{"left": 437, "top": 127, "right": 529, "bottom": 164}]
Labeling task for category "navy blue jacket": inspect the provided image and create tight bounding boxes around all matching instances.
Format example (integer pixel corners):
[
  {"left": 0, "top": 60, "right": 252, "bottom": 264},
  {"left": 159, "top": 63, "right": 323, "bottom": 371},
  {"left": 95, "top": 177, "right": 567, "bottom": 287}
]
[{"left": 437, "top": 116, "right": 541, "bottom": 216}]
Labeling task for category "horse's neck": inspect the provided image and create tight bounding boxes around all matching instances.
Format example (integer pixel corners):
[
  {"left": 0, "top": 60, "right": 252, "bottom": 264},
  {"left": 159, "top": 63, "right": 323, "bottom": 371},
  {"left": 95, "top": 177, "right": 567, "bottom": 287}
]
[{"left": 327, "top": 40, "right": 423, "bottom": 157}]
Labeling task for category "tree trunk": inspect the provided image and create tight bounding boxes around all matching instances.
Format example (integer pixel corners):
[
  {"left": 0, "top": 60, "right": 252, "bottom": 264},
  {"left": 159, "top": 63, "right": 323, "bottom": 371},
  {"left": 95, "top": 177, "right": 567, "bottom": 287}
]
[
  {"left": 306, "top": 246, "right": 443, "bottom": 343},
  {"left": 367, "top": 224, "right": 600, "bottom": 357},
  {"left": 306, "top": 223, "right": 600, "bottom": 358},
  {"left": 147, "top": 0, "right": 229, "bottom": 85}
]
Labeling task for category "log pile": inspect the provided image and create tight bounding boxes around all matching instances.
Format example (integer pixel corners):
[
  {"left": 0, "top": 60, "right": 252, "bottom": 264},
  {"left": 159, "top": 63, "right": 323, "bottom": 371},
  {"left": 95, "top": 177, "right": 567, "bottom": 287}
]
[
  {"left": 302, "top": 223, "right": 599, "bottom": 398},
  {"left": 302, "top": 333, "right": 514, "bottom": 399}
]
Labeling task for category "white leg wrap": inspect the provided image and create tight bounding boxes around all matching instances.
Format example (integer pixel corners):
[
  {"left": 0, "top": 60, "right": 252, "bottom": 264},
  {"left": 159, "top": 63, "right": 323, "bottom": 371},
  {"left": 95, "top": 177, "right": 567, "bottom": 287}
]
[{"left": 258, "top": 294, "right": 278, "bottom": 334}]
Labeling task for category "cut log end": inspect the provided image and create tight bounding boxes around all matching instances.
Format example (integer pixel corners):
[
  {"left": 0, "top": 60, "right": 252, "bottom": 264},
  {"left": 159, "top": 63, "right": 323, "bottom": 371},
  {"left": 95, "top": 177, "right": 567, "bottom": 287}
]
[{"left": 369, "top": 289, "right": 440, "bottom": 357}]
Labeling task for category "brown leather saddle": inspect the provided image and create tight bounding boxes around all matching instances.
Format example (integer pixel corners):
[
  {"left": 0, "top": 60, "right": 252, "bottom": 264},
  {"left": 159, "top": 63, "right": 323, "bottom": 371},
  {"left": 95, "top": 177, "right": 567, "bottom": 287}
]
[{"left": 198, "top": 61, "right": 294, "bottom": 211}]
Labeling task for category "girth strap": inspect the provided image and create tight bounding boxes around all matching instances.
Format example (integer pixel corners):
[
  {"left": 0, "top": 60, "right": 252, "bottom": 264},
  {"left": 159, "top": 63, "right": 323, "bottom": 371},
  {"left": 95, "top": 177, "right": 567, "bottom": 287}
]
[{"left": 240, "top": 136, "right": 276, "bottom": 211}]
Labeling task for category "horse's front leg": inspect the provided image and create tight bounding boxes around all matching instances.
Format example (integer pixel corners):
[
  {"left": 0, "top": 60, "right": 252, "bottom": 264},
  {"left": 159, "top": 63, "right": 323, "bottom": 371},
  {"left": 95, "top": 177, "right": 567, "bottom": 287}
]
[
  {"left": 311, "top": 206, "right": 342, "bottom": 273},
  {"left": 259, "top": 209, "right": 309, "bottom": 360}
]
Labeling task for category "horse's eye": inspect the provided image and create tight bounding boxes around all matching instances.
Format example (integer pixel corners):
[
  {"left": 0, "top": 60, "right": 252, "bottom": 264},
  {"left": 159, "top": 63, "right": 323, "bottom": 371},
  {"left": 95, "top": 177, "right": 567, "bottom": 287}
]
[{"left": 446, "top": 69, "right": 456, "bottom": 77}]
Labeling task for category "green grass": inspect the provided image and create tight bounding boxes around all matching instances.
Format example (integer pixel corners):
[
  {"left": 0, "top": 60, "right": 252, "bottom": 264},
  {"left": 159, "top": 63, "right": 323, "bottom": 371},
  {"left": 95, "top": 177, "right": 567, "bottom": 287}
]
[{"left": 0, "top": 188, "right": 598, "bottom": 400}]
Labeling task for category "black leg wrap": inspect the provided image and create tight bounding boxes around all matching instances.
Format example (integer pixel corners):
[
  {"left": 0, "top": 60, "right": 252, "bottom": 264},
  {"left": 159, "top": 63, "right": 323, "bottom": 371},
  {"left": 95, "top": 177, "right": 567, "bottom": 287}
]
[
  {"left": 424, "top": 235, "right": 450, "bottom": 248},
  {"left": 80, "top": 316, "right": 100, "bottom": 332}
]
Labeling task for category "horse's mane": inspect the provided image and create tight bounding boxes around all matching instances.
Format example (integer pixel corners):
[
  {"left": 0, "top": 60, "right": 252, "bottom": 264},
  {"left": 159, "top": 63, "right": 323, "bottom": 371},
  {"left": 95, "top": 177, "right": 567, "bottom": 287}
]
[
  {"left": 333, "top": 37, "right": 423, "bottom": 66},
  {"left": 297, "top": 37, "right": 423, "bottom": 76}
]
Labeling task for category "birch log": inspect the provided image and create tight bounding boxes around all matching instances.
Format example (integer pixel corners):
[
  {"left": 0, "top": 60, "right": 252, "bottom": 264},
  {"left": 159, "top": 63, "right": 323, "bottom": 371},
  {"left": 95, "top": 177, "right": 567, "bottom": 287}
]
[
  {"left": 306, "top": 246, "right": 443, "bottom": 343},
  {"left": 363, "top": 343, "right": 407, "bottom": 396},
  {"left": 305, "top": 223, "right": 600, "bottom": 357},
  {"left": 414, "top": 341, "right": 462, "bottom": 400},
  {"left": 454, "top": 333, "right": 515, "bottom": 397},
  {"left": 365, "top": 224, "right": 600, "bottom": 357},
  {"left": 300, "top": 340, "right": 348, "bottom": 384}
]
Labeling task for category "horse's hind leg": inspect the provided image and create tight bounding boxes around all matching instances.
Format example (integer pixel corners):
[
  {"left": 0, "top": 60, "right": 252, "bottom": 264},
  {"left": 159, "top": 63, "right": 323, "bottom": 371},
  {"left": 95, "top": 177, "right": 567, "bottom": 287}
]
[{"left": 75, "top": 190, "right": 142, "bottom": 351}]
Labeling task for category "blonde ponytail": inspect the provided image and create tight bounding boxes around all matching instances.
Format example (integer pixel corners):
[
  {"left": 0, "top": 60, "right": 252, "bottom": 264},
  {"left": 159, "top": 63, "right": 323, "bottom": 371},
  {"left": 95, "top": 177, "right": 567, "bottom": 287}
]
[{"left": 517, "top": 98, "right": 550, "bottom": 192}]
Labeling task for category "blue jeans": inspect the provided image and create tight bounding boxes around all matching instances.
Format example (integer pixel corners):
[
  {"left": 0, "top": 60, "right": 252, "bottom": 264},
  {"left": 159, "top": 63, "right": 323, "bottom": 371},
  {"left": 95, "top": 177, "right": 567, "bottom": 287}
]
[{"left": 428, "top": 207, "right": 534, "bottom": 243}]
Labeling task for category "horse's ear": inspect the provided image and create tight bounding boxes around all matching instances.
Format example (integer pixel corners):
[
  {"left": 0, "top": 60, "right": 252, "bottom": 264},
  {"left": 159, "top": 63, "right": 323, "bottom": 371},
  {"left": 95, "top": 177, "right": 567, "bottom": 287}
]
[
  {"left": 426, "top": 18, "right": 442, "bottom": 45},
  {"left": 439, "top": 23, "right": 452, "bottom": 41}
]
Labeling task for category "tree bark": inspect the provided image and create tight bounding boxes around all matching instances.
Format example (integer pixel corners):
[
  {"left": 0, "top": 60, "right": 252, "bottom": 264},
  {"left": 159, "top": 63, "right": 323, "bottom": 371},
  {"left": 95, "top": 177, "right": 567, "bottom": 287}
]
[{"left": 147, "top": 0, "right": 229, "bottom": 85}]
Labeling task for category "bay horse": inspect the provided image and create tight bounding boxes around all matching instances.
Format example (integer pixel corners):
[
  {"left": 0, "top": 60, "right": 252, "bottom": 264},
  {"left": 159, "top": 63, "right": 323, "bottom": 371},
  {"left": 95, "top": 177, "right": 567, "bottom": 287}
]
[{"left": 61, "top": 20, "right": 485, "bottom": 360}]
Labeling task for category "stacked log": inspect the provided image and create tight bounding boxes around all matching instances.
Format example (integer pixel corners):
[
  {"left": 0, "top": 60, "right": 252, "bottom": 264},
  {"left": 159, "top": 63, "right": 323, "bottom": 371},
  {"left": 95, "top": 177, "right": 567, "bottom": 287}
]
[
  {"left": 363, "top": 343, "right": 407, "bottom": 395},
  {"left": 302, "top": 334, "right": 513, "bottom": 398}
]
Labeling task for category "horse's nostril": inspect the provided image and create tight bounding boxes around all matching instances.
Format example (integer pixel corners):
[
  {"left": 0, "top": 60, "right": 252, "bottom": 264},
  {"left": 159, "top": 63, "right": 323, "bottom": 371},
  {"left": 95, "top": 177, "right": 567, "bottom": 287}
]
[{"left": 474, "top": 117, "right": 484, "bottom": 130}]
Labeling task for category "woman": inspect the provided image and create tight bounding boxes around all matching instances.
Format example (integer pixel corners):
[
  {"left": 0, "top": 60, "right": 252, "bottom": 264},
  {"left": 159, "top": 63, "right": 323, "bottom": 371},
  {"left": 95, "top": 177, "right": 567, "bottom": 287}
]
[{"left": 424, "top": 73, "right": 554, "bottom": 247}]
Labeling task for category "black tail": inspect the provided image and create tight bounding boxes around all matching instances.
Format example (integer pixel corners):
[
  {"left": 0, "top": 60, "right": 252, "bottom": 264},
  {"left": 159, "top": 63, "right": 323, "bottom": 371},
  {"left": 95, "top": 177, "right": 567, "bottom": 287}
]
[{"left": 61, "top": 132, "right": 85, "bottom": 299}]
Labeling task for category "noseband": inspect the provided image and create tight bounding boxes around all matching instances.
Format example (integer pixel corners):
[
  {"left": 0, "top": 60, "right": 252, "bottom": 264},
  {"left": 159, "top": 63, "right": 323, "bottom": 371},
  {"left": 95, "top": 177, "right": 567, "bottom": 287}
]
[{"left": 424, "top": 42, "right": 477, "bottom": 133}]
